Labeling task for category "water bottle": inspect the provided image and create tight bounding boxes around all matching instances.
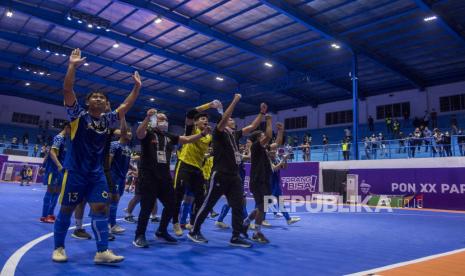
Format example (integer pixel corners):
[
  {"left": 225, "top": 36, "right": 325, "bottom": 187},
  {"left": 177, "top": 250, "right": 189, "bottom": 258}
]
[
  {"left": 213, "top": 100, "right": 223, "bottom": 114},
  {"left": 150, "top": 113, "right": 157, "bottom": 128}
]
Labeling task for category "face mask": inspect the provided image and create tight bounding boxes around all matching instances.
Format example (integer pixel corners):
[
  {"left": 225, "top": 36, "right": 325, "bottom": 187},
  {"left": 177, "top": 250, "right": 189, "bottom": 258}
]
[{"left": 157, "top": 121, "right": 169, "bottom": 132}]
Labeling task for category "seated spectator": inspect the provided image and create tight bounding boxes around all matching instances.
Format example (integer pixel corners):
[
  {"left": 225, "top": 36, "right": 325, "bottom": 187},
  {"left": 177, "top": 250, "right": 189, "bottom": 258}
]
[
  {"left": 11, "top": 136, "right": 18, "bottom": 149},
  {"left": 458, "top": 130, "right": 465, "bottom": 156}
]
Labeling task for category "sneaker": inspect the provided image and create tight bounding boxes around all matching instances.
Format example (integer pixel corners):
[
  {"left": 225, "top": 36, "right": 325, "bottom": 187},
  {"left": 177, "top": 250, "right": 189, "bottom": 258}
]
[
  {"left": 124, "top": 215, "right": 137, "bottom": 223},
  {"left": 72, "top": 229, "right": 92, "bottom": 240},
  {"left": 173, "top": 223, "right": 183, "bottom": 236},
  {"left": 252, "top": 232, "right": 270, "bottom": 244},
  {"left": 215, "top": 221, "right": 230, "bottom": 229},
  {"left": 133, "top": 235, "right": 149, "bottom": 248},
  {"left": 230, "top": 236, "right": 252, "bottom": 248},
  {"left": 110, "top": 224, "right": 125, "bottom": 234},
  {"left": 151, "top": 216, "right": 160, "bottom": 223},
  {"left": 45, "top": 215, "right": 56, "bottom": 223},
  {"left": 187, "top": 231, "right": 208, "bottom": 244},
  {"left": 185, "top": 223, "right": 193, "bottom": 230},
  {"left": 210, "top": 211, "right": 219, "bottom": 218},
  {"left": 155, "top": 231, "right": 178, "bottom": 244},
  {"left": 287, "top": 217, "right": 301, "bottom": 225},
  {"left": 52, "top": 247, "right": 67, "bottom": 262},
  {"left": 274, "top": 213, "right": 283, "bottom": 218},
  {"left": 249, "top": 223, "right": 255, "bottom": 230},
  {"left": 40, "top": 217, "right": 50, "bottom": 223},
  {"left": 108, "top": 233, "right": 116, "bottom": 241},
  {"left": 262, "top": 220, "right": 272, "bottom": 227},
  {"left": 94, "top": 249, "right": 124, "bottom": 264}
]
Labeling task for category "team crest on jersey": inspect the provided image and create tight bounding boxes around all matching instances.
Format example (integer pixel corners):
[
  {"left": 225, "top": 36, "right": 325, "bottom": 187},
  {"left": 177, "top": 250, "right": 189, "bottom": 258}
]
[
  {"left": 101, "top": 191, "right": 109, "bottom": 199},
  {"left": 87, "top": 117, "right": 107, "bottom": 134}
]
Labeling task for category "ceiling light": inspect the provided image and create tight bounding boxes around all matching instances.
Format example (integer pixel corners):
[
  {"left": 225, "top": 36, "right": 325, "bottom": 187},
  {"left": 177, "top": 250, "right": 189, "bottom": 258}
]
[
  {"left": 150, "top": 98, "right": 155, "bottom": 102},
  {"left": 112, "top": 42, "right": 120, "bottom": 48},
  {"left": 25, "top": 68, "right": 30, "bottom": 72},
  {"left": 178, "top": 89, "right": 185, "bottom": 93},
  {"left": 424, "top": 15, "right": 437, "bottom": 22},
  {"left": 62, "top": 53, "right": 67, "bottom": 57},
  {"left": 17, "top": 66, "right": 22, "bottom": 70},
  {"left": 46, "top": 73, "right": 51, "bottom": 76},
  {"left": 96, "top": 26, "right": 102, "bottom": 29},
  {"left": 105, "top": 28, "right": 110, "bottom": 32},
  {"left": 331, "top": 43, "right": 341, "bottom": 49},
  {"left": 84, "top": 63, "right": 89, "bottom": 66},
  {"left": 6, "top": 9, "right": 13, "bottom": 17},
  {"left": 45, "top": 49, "right": 50, "bottom": 53},
  {"left": 25, "top": 82, "right": 30, "bottom": 86},
  {"left": 215, "top": 76, "right": 224, "bottom": 81},
  {"left": 66, "top": 15, "right": 72, "bottom": 21},
  {"left": 33, "top": 71, "right": 37, "bottom": 74},
  {"left": 39, "top": 72, "right": 44, "bottom": 75},
  {"left": 264, "top": 62, "right": 273, "bottom": 68},
  {"left": 87, "top": 23, "right": 93, "bottom": 28},
  {"left": 54, "top": 52, "right": 59, "bottom": 56},
  {"left": 154, "top": 17, "right": 162, "bottom": 24},
  {"left": 77, "top": 20, "right": 83, "bottom": 24},
  {"left": 36, "top": 46, "right": 41, "bottom": 51}
]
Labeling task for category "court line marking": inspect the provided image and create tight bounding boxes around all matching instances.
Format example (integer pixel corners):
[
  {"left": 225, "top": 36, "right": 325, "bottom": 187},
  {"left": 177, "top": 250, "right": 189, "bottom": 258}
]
[
  {"left": 344, "top": 247, "right": 465, "bottom": 276},
  {"left": 1, "top": 218, "right": 123, "bottom": 276}
]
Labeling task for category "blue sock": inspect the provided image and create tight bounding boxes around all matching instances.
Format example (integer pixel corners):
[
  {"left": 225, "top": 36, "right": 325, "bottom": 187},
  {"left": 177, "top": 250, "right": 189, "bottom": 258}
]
[
  {"left": 109, "top": 202, "right": 118, "bottom": 227},
  {"left": 91, "top": 213, "right": 109, "bottom": 252},
  {"left": 282, "top": 211, "right": 291, "bottom": 221},
  {"left": 42, "top": 192, "right": 52, "bottom": 218},
  {"left": 180, "top": 202, "right": 192, "bottom": 225},
  {"left": 217, "top": 204, "right": 230, "bottom": 223},
  {"left": 54, "top": 211, "right": 72, "bottom": 248},
  {"left": 48, "top": 193, "right": 59, "bottom": 216}
]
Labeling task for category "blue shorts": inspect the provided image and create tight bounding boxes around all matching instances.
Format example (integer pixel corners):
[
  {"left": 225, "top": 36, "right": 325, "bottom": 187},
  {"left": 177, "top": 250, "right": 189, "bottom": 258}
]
[
  {"left": 59, "top": 170, "right": 109, "bottom": 206},
  {"left": 110, "top": 171, "right": 126, "bottom": 197},
  {"left": 44, "top": 171, "right": 63, "bottom": 188}
]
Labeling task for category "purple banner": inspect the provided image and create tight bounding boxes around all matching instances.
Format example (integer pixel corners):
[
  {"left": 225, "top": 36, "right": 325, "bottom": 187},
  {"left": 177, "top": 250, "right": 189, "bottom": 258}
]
[
  {"left": 244, "top": 162, "right": 319, "bottom": 197},
  {"left": 349, "top": 168, "right": 465, "bottom": 210}
]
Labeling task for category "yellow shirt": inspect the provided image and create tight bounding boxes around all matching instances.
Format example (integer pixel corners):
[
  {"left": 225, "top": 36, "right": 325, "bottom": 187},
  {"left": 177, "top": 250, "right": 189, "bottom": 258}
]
[
  {"left": 202, "top": 156, "right": 214, "bottom": 180},
  {"left": 178, "top": 128, "right": 212, "bottom": 169},
  {"left": 342, "top": 143, "right": 349, "bottom": 151}
]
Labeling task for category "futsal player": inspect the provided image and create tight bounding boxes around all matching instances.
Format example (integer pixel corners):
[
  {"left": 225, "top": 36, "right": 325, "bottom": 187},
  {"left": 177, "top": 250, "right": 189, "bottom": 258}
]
[
  {"left": 188, "top": 94, "right": 267, "bottom": 247},
  {"left": 108, "top": 116, "right": 132, "bottom": 235},
  {"left": 52, "top": 48, "right": 140, "bottom": 264},
  {"left": 172, "top": 101, "right": 221, "bottom": 236},
  {"left": 40, "top": 123, "right": 70, "bottom": 223},
  {"left": 133, "top": 110, "right": 211, "bottom": 248}
]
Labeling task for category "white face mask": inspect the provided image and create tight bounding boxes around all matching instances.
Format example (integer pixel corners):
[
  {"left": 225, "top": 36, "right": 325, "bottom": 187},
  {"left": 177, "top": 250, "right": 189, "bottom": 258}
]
[{"left": 157, "top": 121, "right": 169, "bottom": 132}]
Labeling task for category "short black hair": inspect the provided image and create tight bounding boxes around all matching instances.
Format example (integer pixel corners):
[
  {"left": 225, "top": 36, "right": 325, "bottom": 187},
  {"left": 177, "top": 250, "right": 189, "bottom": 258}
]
[
  {"left": 194, "top": 113, "right": 208, "bottom": 121},
  {"left": 249, "top": 130, "right": 263, "bottom": 143},
  {"left": 86, "top": 91, "right": 109, "bottom": 101}
]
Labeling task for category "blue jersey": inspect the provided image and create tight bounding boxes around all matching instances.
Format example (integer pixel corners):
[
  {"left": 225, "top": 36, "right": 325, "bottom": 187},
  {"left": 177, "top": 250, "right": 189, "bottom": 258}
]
[
  {"left": 64, "top": 101, "right": 119, "bottom": 173},
  {"left": 45, "top": 134, "right": 67, "bottom": 173},
  {"left": 110, "top": 141, "right": 132, "bottom": 179}
]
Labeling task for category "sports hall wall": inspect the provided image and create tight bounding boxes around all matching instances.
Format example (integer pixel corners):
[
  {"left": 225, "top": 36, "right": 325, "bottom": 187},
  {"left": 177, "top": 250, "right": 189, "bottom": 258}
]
[{"left": 234, "top": 80, "right": 465, "bottom": 130}]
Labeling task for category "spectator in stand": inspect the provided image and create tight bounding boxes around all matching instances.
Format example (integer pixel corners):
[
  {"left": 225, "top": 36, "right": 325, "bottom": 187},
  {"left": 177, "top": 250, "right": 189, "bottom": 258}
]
[
  {"left": 413, "top": 128, "right": 423, "bottom": 152},
  {"left": 458, "top": 130, "right": 465, "bottom": 156},
  {"left": 22, "top": 132, "right": 29, "bottom": 145},
  {"left": 364, "top": 137, "right": 372, "bottom": 159},
  {"left": 341, "top": 139, "right": 350, "bottom": 160},
  {"left": 422, "top": 127, "right": 432, "bottom": 153},
  {"left": 443, "top": 131, "right": 452, "bottom": 156},
  {"left": 20, "top": 165, "right": 28, "bottom": 186},
  {"left": 430, "top": 109, "right": 438, "bottom": 129},
  {"left": 432, "top": 129, "right": 444, "bottom": 157},
  {"left": 370, "top": 134, "right": 378, "bottom": 159},
  {"left": 344, "top": 128, "right": 352, "bottom": 141},
  {"left": 393, "top": 120, "right": 400, "bottom": 139},
  {"left": 378, "top": 133, "right": 386, "bottom": 158},
  {"left": 423, "top": 111, "right": 430, "bottom": 128},
  {"left": 11, "top": 136, "right": 18, "bottom": 149},
  {"left": 385, "top": 116, "right": 392, "bottom": 134},
  {"left": 368, "top": 116, "right": 374, "bottom": 132},
  {"left": 398, "top": 132, "right": 406, "bottom": 154},
  {"left": 322, "top": 135, "right": 329, "bottom": 161},
  {"left": 33, "top": 144, "right": 39, "bottom": 157},
  {"left": 23, "top": 137, "right": 29, "bottom": 150},
  {"left": 451, "top": 124, "right": 459, "bottom": 135},
  {"left": 407, "top": 134, "right": 416, "bottom": 158},
  {"left": 40, "top": 144, "right": 47, "bottom": 158},
  {"left": 301, "top": 139, "right": 310, "bottom": 161}
]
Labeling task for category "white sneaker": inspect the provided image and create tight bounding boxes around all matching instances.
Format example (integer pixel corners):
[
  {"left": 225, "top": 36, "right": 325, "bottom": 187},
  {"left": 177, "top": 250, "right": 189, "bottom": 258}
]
[
  {"left": 249, "top": 223, "right": 255, "bottom": 230},
  {"left": 274, "top": 213, "right": 283, "bottom": 218},
  {"left": 173, "top": 223, "right": 183, "bottom": 237},
  {"left": 215, "top": 221, "right": 230, "bottom": 229},
  {"left": 94, "top": 249, "right": 124, "bottom": 264},
  {"left": 185, "top": 223, "right": 193, "bottom": 230},
  {"left": 110, "top": 224, "right": 125, "bottom": 235},
  {"left": 287, "top": 217, "right": 301, "bottom": 225},
  {"left": 52, "top": 247, "right": 68, "bottom": 262},
  {"left": 262, "top": 220, "right": 272, "bottom": 227}
]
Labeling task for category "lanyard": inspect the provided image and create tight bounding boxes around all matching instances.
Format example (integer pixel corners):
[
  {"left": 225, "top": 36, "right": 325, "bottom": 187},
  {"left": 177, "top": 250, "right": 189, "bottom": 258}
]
[{"left": 226, "top": 130, "right": 239, "bottom": 153}]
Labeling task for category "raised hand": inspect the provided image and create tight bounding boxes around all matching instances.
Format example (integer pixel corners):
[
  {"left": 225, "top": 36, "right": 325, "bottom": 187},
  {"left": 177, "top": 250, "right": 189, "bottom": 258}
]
[
  {"left": 146, "top": 108, "right": 157, "bottom": 118},
  {"left": 265, "top": 113, "right": 272, "bottom": 120},
  {"left": 234, "top": 93, "right": 242, "bottom": 100},
  {"left": 133, "top": 71, "right": 142, "bottom": 87},
  {"left": 69, "top": 48, "right": 86, "bottom": 67},
  {"left": 276, "top": 122, "right": 284, "bottom": 131},
  {"left": 260, "top": 102, "right": 268, "bottom": 114}
]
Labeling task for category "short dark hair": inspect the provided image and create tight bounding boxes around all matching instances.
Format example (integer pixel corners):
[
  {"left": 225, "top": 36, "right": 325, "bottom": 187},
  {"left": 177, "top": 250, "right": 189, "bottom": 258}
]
[
  {"left": 86, "top": 91, "right": 108, "bottom": 101},
  {"left": 249, "top": 130, "right": 263, "bottom": 143},
  {"left": 194, "top": 113, "right": 208, "bottom": 121}
]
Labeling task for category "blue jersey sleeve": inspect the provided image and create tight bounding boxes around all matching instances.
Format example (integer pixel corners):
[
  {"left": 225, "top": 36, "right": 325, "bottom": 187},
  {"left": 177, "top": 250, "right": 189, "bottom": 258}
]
[
  {"left": 104, "top": 110, "right": 120, "bottom": 128},
  {"left": 65, "top": 101, "right": 85, "bottom": 121},
  {"left": 51, "top": 135, "right": 64, "bottom": 150},
  {"left": 110, "top": 141, "right": 119, "bottom": 156}
]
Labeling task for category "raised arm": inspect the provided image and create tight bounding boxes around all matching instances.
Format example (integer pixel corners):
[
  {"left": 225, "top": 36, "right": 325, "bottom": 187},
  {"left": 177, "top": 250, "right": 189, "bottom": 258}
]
[
  {"left": 136, "top": 109, "right": 156, "bottom": 140},
  {"left": 217, "top": 94, "right": 241, "bottom": 132},
  {"left": 260, "top": 114, "right": 273, "bottom": 146},
  {"left": 178, "top": 126, "right": 211, "bottom": 145},
  {"left": 116, "top": 71, "right": 141, "bottom": 117},
  {"left": 119, "top": 115, "right": 130, "bottom": 140},
  {"left": 242, "top": 103, "right": 267, "bottom": 135},
  {"left": 185, "top": 100, "right": 221, "bottom": 126},
  {"left": 64, "top": 49, "right": 86, "bottom": 106},
  {"left": 271, "top": 122, "right": 285, "bottom": 147}
]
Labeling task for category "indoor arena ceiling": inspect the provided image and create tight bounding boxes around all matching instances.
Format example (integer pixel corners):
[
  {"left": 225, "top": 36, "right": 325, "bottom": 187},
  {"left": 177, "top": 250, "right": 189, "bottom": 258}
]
[{"left": 1, "top": 0, "right": 465, "bottom": 122}]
